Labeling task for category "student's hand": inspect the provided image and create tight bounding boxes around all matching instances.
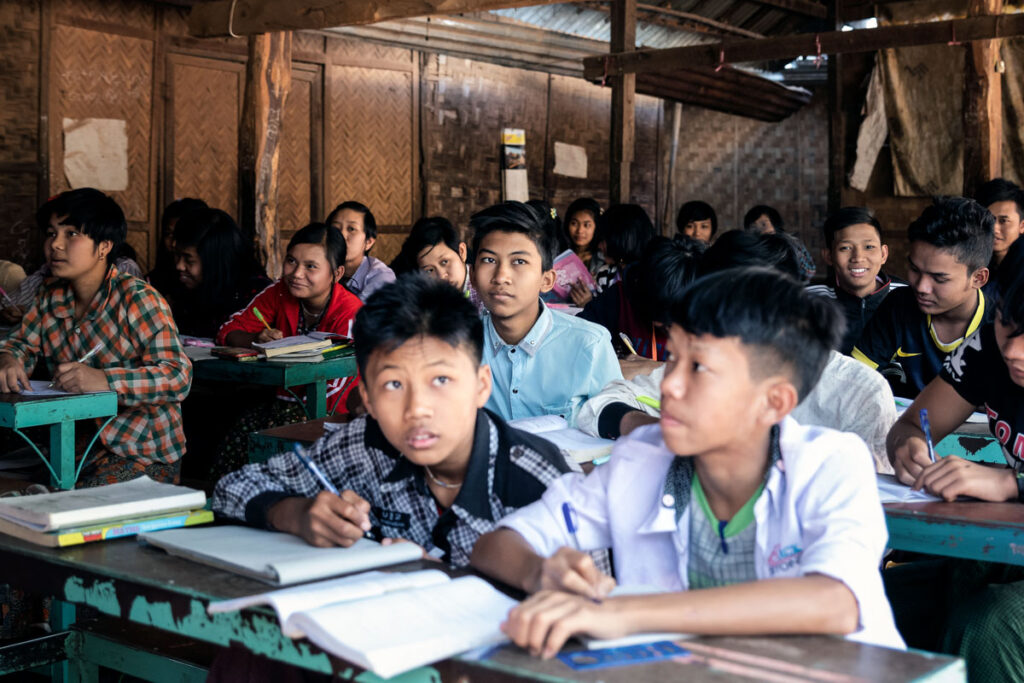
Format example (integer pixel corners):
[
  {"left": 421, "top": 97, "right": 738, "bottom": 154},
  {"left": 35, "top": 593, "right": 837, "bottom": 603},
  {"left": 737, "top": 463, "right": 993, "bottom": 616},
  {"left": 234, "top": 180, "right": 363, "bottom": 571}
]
[
  {"left": 569, "top": 281, "right": 593, "bottom": 308},
  {"left": 52, "top": 363, "right": 109, "bottom": 394},
  {"left": 380, "top": 537, "right": 433, "bottom": 560},
  {"left": 912, "top": 456, "right": 1018, "bottom": 502},
  {"left": 620, "top": 410, "right": 659, "bottom": 437},
  {"left": 256, "top": 328, "right": 284, "bottom": 344},
  {"left": 618, "top": 355, "right": 664, "bottom": 381},
  {"left": 0, "top": 353, "right": 29, "bottom": 393},
  {"left": 0, "top": 304, "right": 23, "bottom": 324},
  {"left": 891, "top": 436, "right": 934, "bottom": 485},
  {"left": 268, "top": 490, "right": 372, "bottom": 548},
  {"left": 502, "top": 591, "right": 629, "bottom": 659},
  {"left": 534, "top": 547, "right": 616, "bottom": 600}
]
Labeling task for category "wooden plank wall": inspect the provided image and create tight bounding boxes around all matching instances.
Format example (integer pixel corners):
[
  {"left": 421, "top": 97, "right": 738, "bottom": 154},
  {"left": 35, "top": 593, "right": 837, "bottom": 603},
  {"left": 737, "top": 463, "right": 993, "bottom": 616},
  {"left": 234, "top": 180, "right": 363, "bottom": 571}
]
[{"left": 0, "top": 0, "right": 826, "bottom": 273}]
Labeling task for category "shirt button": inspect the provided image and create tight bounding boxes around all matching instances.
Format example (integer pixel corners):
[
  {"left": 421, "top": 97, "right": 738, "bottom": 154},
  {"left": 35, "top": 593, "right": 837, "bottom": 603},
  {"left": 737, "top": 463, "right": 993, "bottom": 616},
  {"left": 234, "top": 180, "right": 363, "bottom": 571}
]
[
  {"left": 512, "top": 388, "right": 519, "bottom": 394},
  {"left": 662, "top": 494, "right": 675, "bottom": 508},
  {"left": 510, "top": 348, "right": 516, "bottom": 353}
]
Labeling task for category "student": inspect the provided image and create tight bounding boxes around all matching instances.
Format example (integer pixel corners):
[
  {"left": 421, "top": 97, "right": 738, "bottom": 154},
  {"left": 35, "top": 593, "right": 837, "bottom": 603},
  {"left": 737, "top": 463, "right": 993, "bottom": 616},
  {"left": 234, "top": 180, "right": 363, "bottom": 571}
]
[
  {"left": 884, "top": 240, "right": 1024, "bottom": 680},
  {"left": 212, "top": 274, "right": 576, "bottom": 566},
  {"left": 975, "top": 178, "right": 1024, "bottom": 302},
  {"left": 593, "top": 204, "right": 656, "bottom": 292},
  {"left": 563, "top": 197, "right": 604, "bottom": 275},
  {"left": 853, "top": 197, "right": 994, "bottom": 396},
  {"left": 391, "top": 216, "right": 481, "bottom": 311},
  {"left": 326, "top": 201, "right": 395, "bottom": 301},
  {"left": 577, "top": 230, "right": 898, "bottom": 473},
  {"left": 675, "top": 200, "right": 717, "bottom": 244},
  {"left": 212, "top": 223, "right": 362, "bottom": 479},
  {"left": 471, "top": 267, "right": 903, "bottom": 654},
  {"left": 0, "top": 188, "right": 191, "bottom": 486},
  {"left": 171, "top": 207, "right": 270, "bottom": 338},
  {"left": 807, "top": 207, "right": 905, "bottom": 354},
  {"left": 579, "top": 236, "right": 704, "bottom": 361},
  {"left": 148, "top": 197, "right": 208, "bottom": 299},
  {"left": 743, "top": 204, "right": 816, "bottom": 280},
  {"left": 469, "top": 201, "right": 621, "bottom": 424}
]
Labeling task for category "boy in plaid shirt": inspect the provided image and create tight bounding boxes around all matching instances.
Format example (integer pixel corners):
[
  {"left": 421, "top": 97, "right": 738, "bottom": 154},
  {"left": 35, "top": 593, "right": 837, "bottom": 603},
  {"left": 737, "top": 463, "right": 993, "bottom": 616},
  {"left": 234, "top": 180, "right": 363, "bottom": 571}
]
[{"left": 0, "top": 189, "right": 191, "bottom": 486}]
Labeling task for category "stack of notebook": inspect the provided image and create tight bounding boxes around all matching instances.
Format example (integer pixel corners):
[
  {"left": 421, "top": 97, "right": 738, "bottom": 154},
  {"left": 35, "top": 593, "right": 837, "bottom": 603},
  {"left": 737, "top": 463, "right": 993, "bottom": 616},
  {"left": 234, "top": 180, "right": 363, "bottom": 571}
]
[
  {"left": 251, "top": 334, "right": 352, "bottom": 363},
  {"left": 0, "top": 476, "right": 211, "bottom": 547}
]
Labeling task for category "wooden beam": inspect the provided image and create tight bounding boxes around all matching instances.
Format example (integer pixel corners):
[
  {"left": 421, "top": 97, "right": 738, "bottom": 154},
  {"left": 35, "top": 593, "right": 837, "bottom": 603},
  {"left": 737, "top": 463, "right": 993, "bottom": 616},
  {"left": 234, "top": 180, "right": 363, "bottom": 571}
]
[
  {"left": 189, "top": 0, "right": 564, "bottom": 37},
  {"left": 609, "top": 0, "right": 636, "bottom": 204},
  {"left": 750, "top": 0, "right": 827, "bottom": 19},
  {"left": 583, "top": 13, "right": 1024, "bottom": 77},
  {"left": 239, "top": 32, "right": 292, "bottom": 278},
  {"left": 963, "top": 0, "right": 1003, "bottom": 196}
]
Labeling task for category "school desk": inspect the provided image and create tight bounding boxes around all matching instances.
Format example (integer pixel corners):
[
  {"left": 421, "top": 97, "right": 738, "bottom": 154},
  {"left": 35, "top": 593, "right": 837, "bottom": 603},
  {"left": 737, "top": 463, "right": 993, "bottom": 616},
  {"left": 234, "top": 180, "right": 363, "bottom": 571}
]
[
  {"left": 247, "top": 416, "right": 336, "bottom": 463},
  {"left": 0, "top": 390, "right": 117, "bottom": 490},
  {"left": 936, "top": 422, "right": 1004, "bottom": 465},
  {"left": 885, "top": 500, "right": 1024, "bottom": 567},
  {"left": 189, "top": 350, "right": 357, "bottom": 420},
  {"left": 0, "top": 532, "right": 964, "bottom": 682}
]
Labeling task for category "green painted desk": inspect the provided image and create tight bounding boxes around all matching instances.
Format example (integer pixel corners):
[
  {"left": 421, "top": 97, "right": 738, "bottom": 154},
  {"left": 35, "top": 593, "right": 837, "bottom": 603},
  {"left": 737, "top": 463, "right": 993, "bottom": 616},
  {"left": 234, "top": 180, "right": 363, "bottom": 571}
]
[
  {"left": 248, "top": 417, "right": 338, "bottom": 463},
  {"left": 0, "top": 533, "right": 964, "bottom": 682},
  {"left": 189, "top": 350, "right": 357, "bottom": 420},
  {"left": 936, "top": 422, "right": 1004, "bottom": 465},
  {"left": 885, "top": 500, "right": 1024, "bottom": 566},
  {"left": 0, "top": 390, "right": 117, "bottom": 490}
]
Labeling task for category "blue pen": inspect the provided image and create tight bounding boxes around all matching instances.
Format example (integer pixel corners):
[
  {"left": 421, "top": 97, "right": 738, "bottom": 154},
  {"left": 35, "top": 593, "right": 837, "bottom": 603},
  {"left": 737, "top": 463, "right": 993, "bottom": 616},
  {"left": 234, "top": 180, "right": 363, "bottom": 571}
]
[
  {"left": 561, "top": 502, "right": 602, "bottom": 604},
  {"left": 919, "top": 409, "right": 937, "bottom": 463},
  {"left": 291, "top": 442, "right": 380, "bottom": 541}
]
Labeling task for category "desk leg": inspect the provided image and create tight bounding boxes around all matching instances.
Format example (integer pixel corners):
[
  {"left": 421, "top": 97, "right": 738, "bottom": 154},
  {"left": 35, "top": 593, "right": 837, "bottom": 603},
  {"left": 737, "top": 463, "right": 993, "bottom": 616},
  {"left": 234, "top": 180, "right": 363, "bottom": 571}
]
[
  {"left": 50, "top": 600, "right": 78, "bottom": 683},
  {"left": 48, "top": 421, "right": 76, "bottom": 490},
  {"left": 307, "top": 380, "right": 327, "bottom": 419}
]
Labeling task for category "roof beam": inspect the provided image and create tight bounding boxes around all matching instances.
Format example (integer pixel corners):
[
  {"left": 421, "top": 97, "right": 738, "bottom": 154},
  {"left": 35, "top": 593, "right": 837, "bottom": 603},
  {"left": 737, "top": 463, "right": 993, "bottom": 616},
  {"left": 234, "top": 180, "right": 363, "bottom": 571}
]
[
  {"left": 583, "top": 13, "right": 1024, "bottom": 76},
  {"left": 188, "top": 0, "right": 566, "bottom": 38},
  {"left": 744, "top": 0, "right": 826, "bottom": 19}
]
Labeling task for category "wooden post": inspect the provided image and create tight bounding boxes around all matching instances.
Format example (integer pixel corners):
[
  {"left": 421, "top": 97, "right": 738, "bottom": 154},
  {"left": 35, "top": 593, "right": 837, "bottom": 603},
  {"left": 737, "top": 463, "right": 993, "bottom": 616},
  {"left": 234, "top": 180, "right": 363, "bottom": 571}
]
[
  {"left": 963, "top": 0, "right": 1003, "bottom": 196},
  {"left": 240, "top": 32, "right": 292, "bottom": 278},
  {"left": 609, "top": 0, "right": 636, "bottom": 204}
]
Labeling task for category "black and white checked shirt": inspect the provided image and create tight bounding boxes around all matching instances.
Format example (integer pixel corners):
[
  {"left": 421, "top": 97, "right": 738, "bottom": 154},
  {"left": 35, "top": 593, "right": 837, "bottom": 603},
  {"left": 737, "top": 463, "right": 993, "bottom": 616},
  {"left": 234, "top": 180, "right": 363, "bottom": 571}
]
[{"left": 212, "top": 409, "right": 575, "bottom": 567}]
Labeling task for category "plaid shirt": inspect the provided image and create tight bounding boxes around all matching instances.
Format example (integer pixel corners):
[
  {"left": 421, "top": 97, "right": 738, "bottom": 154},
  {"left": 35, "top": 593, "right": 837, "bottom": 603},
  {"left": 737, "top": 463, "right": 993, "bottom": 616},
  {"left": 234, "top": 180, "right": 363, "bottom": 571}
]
[
  {"left": 212, "top": 409, "right": 575, "bottom": 567},
  {"left": 0, "top": 266, "right": 192, "bottom": 465}
]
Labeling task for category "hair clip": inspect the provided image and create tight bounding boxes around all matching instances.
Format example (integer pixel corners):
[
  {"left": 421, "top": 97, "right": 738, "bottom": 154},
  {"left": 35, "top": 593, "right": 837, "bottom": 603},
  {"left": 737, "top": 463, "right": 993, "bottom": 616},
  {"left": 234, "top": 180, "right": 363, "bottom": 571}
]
[{"left": 550, "top": 208, "right": 557, "bottom": 219}]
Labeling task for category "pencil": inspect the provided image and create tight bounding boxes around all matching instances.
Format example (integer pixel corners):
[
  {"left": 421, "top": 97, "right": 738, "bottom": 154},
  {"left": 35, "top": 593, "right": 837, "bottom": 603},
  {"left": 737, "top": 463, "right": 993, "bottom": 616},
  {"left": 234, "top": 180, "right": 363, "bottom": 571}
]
[
  {"left": 252, "top": 307, "right": 272, "bottom": 331},
  {"left": 0, "top": 285, "right": 16, "bottom": 309},
  {"left": 49, "top": 343, "right": 103, "bottom": 388},
  {"left": 618, "top": 333, "right": 639, "bottom": 356}
]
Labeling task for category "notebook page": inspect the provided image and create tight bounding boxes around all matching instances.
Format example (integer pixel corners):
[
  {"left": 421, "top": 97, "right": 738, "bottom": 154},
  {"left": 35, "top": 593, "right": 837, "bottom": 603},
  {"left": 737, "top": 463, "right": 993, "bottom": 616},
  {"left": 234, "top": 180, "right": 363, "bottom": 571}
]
[
  {"left": 208, "top": 569, "right": 450, "bottom": 637},
  {"left": 877, "top": 474, "right": 942, "bottom": 503},
  {"left": 252, "top": 335, "right": 329, "bottom": 350},
  {"left": 287, "top": 576, "right": 516, "bottom": 679},
  {"left": 508, "top": 415, "right": 570, "bottom": 434}
]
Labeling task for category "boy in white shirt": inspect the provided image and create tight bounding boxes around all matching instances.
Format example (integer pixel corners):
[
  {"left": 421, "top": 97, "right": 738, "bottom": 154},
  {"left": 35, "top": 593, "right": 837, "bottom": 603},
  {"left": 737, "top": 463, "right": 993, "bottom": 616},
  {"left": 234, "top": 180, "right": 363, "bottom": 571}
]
[{"left": 471, "top": 267, "right": 904, "bottom": 656}]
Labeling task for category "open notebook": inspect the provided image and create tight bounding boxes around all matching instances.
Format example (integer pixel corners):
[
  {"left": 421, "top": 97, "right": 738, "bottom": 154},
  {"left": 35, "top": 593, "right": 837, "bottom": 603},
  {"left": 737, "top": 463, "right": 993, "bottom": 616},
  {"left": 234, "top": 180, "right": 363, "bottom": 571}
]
[
  {"left": 877, "top": 474, "right": 942, "bottom": 503},
  {"left": 508, "top": 415, "right": 614, "bottom": 463},
  {"left": 208, "top": 569, "right": 516, "bottom": 678},
  {"left": 140, "top": 526, "right": 423, "bottom": 585}
]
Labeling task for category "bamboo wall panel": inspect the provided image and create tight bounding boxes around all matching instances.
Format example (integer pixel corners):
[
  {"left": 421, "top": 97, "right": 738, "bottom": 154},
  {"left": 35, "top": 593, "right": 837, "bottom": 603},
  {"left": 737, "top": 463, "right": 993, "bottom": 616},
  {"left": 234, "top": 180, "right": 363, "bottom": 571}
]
[
  {"left": 326, "top": 65, "right": 414, "bottom": 227},
  {"left": 329, "top": 37, "right": 413, "bottom": 69},
  {"left": 547, "top": 75, "right": 611, "bottom": 214},
  {"left": 279, "top": 75, "right": 313, "bottom": 235},
  {"left": 54, "top": 0, "right": 153, "bottom": 31},
  {"left": 49, "top": 24, "right": 153, "bottom": 224},
  {"left": 170, "top": 59, "right": 242, "bottom": 217}
]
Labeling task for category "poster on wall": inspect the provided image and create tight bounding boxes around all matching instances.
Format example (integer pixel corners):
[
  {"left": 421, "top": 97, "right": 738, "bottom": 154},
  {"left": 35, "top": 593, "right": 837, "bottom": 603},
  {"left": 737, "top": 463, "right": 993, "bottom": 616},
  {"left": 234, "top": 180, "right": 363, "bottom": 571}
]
[
  {"left": 553, "top": 142, "right": 587, "bottom": 179},
  {"left": 62, "top": 118, "right": 129, "bottom": 192},
  {"left": 501, "top": 128, "right": 528, "bottom": 202}
]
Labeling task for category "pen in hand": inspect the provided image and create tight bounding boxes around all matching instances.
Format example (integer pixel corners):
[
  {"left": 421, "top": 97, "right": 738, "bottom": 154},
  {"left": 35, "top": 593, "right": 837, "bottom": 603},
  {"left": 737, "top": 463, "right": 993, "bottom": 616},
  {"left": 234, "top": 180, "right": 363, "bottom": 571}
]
[
  {"left": 561, "top": 502, "right": 601, "bottom": 604},
  {"left": 291, "top": 442, "right": 381, "bottom": 541},
  {"left": 48, "top": 343, "right": 103, "bottom": 389},
  {"left": 919, "top": 408, "right": 936, "bottom": 464}
]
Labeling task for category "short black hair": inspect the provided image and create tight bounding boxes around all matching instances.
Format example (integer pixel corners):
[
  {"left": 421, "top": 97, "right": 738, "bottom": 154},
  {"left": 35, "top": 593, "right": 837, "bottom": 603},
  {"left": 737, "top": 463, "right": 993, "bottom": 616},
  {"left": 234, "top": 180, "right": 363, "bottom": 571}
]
[
  {"left": 600, "top": 204, "right": 656, "bottom": 265},
  {"left": 37, "top": 188, "right": 126, "bottom": 264},
  {"left": 671, "top": 267, "right": 842, "bottom": 399},
  {"left": 675, "top": 200, "right": 718, "bottom": 237},
  {"left": 907, "top": 197, "right": 994, "bottom": 273},
  {"left": 353, "top": 273, "right": 483, "bottom": 376},
  {"left": 628, "top": 236, "right": 705, "bottom": 326},
  {"left": 327, "top": 201, "right": 378, "bottom": 241},
  {"left": 743, "top": 205, "right": 784, "bottom": 233},
  {"left": 391, "top": 216, "right": 462, "bottom": 275},
  {"left": 976, "top": 178, "right": 1024, "bottom": 218},
  {"left": 563, "top": 197, "right": 602, "bottom": 251},
  {"left": 470, "top": 201, "right": 558, "bottom": 271},
  {"left": 822, "top": 206, "right": 883, "bottom": 249},
  {"left": 698, "top": 229, "right": 803, "bottom": 280},
  {"left": 175, "top": 207, "right": 263, "bottom": 301},
  {"left": 996, "top": 238, "right": 1024, "bottom": 337},
  {"left": 161, "top": 197, "right": 208, "bottom": 237},
  {"left": 287, "top": 222, "right": 347, "bottom": 272}
]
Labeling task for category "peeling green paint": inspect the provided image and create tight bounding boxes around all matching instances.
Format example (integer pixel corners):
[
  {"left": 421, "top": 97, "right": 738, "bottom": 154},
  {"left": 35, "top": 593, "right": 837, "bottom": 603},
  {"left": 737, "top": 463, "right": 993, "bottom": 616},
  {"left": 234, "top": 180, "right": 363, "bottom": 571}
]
[{"left": 63, "top": 576, "right": 121, "bottom": 616}]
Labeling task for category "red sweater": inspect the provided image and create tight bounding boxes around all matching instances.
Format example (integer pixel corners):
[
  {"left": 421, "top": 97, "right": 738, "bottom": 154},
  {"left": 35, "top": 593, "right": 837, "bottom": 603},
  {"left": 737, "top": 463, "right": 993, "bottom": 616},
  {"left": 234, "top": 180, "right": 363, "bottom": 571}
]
[{"left": 216, "top": 280, "right": 362, "bottom": 413}]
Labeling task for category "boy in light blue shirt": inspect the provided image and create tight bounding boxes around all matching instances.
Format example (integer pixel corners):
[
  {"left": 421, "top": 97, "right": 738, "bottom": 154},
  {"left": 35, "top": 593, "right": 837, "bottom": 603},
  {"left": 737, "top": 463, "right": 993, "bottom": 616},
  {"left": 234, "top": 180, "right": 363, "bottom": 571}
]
[{"left": 470, "top": 202, "right": 621, "bottom": 424}]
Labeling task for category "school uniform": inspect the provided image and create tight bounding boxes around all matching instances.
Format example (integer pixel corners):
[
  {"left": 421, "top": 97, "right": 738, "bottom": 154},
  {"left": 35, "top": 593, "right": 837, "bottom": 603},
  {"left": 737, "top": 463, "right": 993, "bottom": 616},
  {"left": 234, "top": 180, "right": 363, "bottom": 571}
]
[
  {"left": 806, "top": 274, "right": 906, "bottom": 354},
  {"left": 498, "top": 417, "right": 906, "bottom": 650},
  {"left": 212, "top": 409, "right": 575, "bottom": 567},
  {"left": 852, "top": 287, "right": 991, "bottom": 395},
  {"left": 343, "top": 256, "right": 395, "bottom": 302},
  {"left": 481, "top": 301, "right": 622, "bottom": 425}
]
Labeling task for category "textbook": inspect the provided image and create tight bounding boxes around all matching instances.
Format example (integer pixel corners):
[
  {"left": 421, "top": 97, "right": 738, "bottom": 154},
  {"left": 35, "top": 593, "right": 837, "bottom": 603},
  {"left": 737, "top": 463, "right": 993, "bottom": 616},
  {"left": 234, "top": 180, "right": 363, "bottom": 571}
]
[
  {"left": 0, "top": 509, "right": 213, "bottom": 547},
  {"left": 252, "top": 335, "right": 333, "bottom": 358},
  {"left": 508, "top": 415, "right": 614, "bottom": 463},
  {"left": 550, "top": 249, "right": 598, "bottom": 301},
  {"left": 211, "top": 346, "right": 261, "bottom": 361},
  {"left": 0, "top": 476, "right": 207, "bottom": 532},
  {"left": 208, "top": 569, "right": 516, "bottom": 678},
  {"left": 139, "top": 526, "right": 425, "bottom": 585}
]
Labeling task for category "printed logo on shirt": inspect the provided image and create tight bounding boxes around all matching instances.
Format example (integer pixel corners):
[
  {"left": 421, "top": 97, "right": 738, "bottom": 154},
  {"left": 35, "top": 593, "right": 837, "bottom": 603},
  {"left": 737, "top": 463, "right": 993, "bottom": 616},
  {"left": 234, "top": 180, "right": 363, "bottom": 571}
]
[
  {"left": 943, "top": 331, "right": 981, "bottom": 383},
  {"left": 894, "top": 347, "right": 921, "bottom": 358},
  {"left": 373, "top": 507, "right": 412, "bottom": 532},
  {"left": 767, "top": 543, "right": 803, "bottom": 575}
]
